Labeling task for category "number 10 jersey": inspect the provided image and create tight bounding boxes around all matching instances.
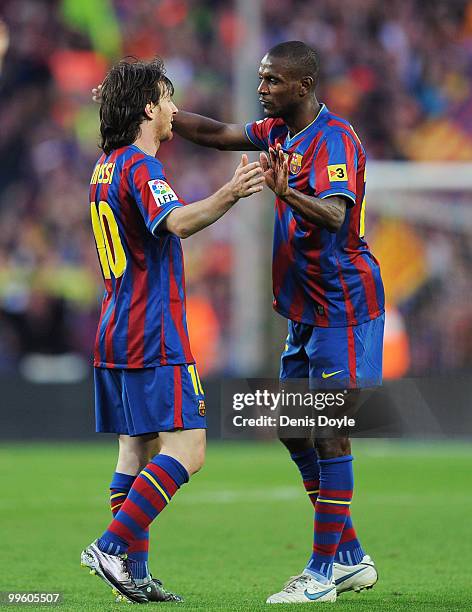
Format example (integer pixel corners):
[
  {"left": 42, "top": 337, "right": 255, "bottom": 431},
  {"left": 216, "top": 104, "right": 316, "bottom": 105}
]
[{"left": 89, "top": 145, "right": 194, "bottom": 369}]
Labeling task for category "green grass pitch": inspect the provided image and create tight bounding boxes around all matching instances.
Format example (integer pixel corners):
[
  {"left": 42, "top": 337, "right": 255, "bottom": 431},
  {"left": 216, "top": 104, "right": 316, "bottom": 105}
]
[{"left": 1, "top": 440, "right": 471, "bottom": 611}]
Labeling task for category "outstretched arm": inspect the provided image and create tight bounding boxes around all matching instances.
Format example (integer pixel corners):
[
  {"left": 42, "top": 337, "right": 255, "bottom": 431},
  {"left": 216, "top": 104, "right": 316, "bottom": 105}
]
[
  {"left": 164, "top": 154, "right": 264, "bottom": 238},
  {"left": 260, "top": 144, "right": 346, "bottom": 233},
  {"left": 92, "top": 85, "right": 256, "bottom": 151},
  {"left": 173, "top": 111, "right": 257, "bottom": 151}
]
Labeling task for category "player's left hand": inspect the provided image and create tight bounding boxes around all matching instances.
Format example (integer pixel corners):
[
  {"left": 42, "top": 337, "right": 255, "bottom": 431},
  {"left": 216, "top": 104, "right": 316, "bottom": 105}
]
[
  {"left": 92, "top": 84, "right": 103, "bottom": 103},
  {"left": 260, "top": 143, "right": 289, "bottom": 198}
]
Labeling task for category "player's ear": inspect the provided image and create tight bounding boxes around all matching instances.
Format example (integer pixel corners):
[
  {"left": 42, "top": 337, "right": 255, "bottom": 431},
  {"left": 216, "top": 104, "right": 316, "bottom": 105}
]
[
  {"left": 299, "top": 76, "right": 314, "bottom": 96},
  {"left": 144, "top": 102, "right": 155, "bottom": 119}
]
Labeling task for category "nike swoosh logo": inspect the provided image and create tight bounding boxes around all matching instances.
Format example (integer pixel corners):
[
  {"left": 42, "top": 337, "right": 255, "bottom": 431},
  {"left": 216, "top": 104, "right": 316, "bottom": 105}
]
[
  {"left": 335, "top": 567, "right": 367, "bottom": 585},
  {"left": 321, "top": 369, "right": 344, "bottom": 379},
  {"left": 303, "top": 587, "right": 335, "bottom": 601}
]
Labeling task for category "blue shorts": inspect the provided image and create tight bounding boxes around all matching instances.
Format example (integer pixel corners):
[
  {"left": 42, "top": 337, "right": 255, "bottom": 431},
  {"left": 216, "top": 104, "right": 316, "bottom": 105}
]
[
  {"left": 280, "top": 314, "right": 384, "bottom": 389},
  {"left": 94, "top": 364, "right": 206, "bottom": 436}
]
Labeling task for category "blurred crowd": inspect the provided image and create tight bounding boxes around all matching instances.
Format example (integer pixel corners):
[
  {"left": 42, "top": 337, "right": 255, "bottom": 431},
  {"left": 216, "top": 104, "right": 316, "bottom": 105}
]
[{"left": 0, "top": 0, "right": 471, "bottom": 376}]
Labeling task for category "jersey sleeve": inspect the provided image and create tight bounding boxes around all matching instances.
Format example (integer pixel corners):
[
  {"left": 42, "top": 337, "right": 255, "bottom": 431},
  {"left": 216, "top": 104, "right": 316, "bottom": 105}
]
[
  {"left": 309, "top": 131, "right": 358, "bottom": 206},
  {"left": 129, "top": 158, "right": 185, "bottom": 235},
  {"left": 245, "top": 118, "right": 273, "bottom": 151}
]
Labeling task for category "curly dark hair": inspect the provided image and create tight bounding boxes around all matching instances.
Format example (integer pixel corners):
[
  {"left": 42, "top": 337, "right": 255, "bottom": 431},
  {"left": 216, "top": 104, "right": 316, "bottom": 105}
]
[{"left": 99, "top": 57, "right": 174, "bottom": 154}]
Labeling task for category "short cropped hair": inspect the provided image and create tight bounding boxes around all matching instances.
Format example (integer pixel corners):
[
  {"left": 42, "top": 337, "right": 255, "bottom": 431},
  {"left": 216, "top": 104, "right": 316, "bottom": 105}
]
[
  {"left": 267, "top": 41, "right": 320, "bottom": 84},
  {"left": 99, "top": 57, "right": 174, "bottom": 154}
]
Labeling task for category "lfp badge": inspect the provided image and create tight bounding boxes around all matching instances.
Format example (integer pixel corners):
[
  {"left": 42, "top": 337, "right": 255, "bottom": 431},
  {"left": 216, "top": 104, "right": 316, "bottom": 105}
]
[
  {"left": 289, "top": 153, "right": 303, "bottom": 175},
  {"left": 147, "top": 179, "right": 179, "bottom": 207}
]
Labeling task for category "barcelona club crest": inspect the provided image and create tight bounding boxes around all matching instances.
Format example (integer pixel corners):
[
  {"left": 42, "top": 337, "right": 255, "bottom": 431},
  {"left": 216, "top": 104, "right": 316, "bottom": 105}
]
[
  {"left": 198, "top": 400, "right": 206, "bottom": 417},
  {"left": 289, "top": 153, "right": 303, "bottom": 175}
]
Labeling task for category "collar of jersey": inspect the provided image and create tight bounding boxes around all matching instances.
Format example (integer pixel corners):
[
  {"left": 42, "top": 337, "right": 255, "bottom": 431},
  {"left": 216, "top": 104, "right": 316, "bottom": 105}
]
[
  {"left": 129, "top": 143, "right": 151, "bottom": 156},
  {"left": 284, "top": 103, "right": 328, "bottom": 148}
]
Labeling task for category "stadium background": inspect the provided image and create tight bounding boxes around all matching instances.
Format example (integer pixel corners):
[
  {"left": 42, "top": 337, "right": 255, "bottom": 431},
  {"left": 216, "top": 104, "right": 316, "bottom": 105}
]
[{"left": 0, "top": 1, "right": 471, "bottom": 610}]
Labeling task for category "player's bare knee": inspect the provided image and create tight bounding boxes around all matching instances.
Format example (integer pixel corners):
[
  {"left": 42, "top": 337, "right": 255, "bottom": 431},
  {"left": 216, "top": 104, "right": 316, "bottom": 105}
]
[
  {"left": 185, "top": 437, "right": 206, "bottom": 475},
  {"left": 314, "top": 436, "right": 350, "bottom": 459},
  {"left": 118, "top": 433, "right": 158, "bottom": 473},
  {"left": 188, "top": 449, "right": 206, "bottom": 476},
  {"left": 163, "top": 449, "right": 204, "bottom": 477},
  {"left": 158, "top": 446, "right": 205, "bottom": 476},
  {"left": 278, "top": 436, "right": 312, "bottom": 454},
  {"left": 158, "top": 429, "right": 206, "bottom": 476}
]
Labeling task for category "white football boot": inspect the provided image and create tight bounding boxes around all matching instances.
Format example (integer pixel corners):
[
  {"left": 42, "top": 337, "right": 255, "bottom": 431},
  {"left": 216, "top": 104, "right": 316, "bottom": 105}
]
[
  {"left": 266, "top": 573, "right": 336, "bottom": 603},
  {"left": 333, "top": 555, "right": 378, "bottom": 594},
  {"left": 80, "top": 540, "right": 148, "bottom": 604}
]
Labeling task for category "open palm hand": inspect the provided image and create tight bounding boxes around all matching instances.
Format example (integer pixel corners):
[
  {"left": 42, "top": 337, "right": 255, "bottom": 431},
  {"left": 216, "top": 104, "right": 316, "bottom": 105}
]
[{"left": 260, "top": 143, "right": 289, "bottom": 198}]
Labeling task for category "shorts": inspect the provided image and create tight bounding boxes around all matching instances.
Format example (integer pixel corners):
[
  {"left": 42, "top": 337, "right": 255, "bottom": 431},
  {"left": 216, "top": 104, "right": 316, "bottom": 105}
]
[
  {"left": 280, "top": 314, "right": 384, "bottom": 389},
  {"left": 94, "top": 363, "right": 206, "bottom": 436}
]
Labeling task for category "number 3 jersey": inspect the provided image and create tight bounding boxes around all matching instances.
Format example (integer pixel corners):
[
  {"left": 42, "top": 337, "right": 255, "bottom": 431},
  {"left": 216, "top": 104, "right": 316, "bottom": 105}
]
[
  {"left": 246, "top": 104, "right": 384, "bottom": 328},
  {"left": 89, "top": 144, "right": 194, "bottom": 368}
]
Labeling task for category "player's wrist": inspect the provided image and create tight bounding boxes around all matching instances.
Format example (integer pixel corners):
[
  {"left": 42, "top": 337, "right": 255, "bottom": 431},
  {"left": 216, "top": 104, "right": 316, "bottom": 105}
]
[
  {"left": 277, "top": 185, "right": 291, "bottom": 199},
  {"left": 226, "top": 180, "right": 241, "bottom": 204}
]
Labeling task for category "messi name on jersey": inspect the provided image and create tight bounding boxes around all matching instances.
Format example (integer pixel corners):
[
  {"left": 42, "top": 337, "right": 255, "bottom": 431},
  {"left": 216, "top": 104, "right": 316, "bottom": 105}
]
[{"left": 90, "top": 162, "right": 116, "bottom": 185}]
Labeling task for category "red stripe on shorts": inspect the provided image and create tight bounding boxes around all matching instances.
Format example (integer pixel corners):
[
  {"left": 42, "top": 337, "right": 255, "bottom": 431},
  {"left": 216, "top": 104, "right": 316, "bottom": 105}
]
[
  {"left": 347, "top": 326, "right": 357, "bottom": 387},
  {"left": 173, "top": 366, "right": 183, "bottom": 429}
]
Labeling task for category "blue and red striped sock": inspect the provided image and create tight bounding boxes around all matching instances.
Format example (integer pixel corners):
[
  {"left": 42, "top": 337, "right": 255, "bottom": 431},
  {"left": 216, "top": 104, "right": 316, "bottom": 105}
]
[
  {"left": 305, "top": 455, "right": 354, "bottom": 583},
  {"left": 98, "top": 455, "right": 189, "bottom": 556},
  {"left": 290, "top": 449, "right": 365, "bottom": 567},
  {"left": 109, "top": 472, "right": 150, "bottom": 580},
  {"left": 290, "top": 448, "right": 320, "bottom": 504},
  {"left": 334, "top": 513, "right": 365, "bottom": 565}
]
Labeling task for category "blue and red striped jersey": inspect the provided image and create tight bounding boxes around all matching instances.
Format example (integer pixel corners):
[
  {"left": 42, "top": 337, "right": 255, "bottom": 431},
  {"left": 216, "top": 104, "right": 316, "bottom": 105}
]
[
  {"left": 89, "top": 144, "right": 194, "bottom": 368},
  {"left": 246, "top": 104, "right": 384, "bottom": 327}
]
